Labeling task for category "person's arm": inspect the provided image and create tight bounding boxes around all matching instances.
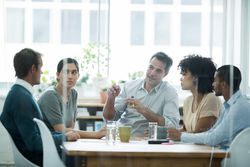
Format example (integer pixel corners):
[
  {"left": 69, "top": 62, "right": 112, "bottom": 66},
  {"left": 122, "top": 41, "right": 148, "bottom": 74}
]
[
  {"left": 194, "top": 116, "right": 217, "bottom": 132},
  {"left": 161, "top": 91, "right": 180, "bottom": 128},
  {"left": 15, "top": 96, "right": 43, "bottom": 152},
  {"left": 126, "top": 86, "right": 179, "bottom": 127},
  {"left": 38, "top": 91, "right": 65, "bottom": 129},
  {"left": 130, "top": 100, "right": 165, "bottom": 125},
  {"left": 103, "top": 85, "right": 121, "bottom": 120},
  {"left": 180, "top": 101, "right": 250, "bottom": 146},
  {"left": 76, "top": 127, "right": 106, "bottom": 139},
  {"left": 180, "top": 124, "right": 186, "bottom": 132},
  {"left": 139, "top": 107, "right": 165, "bottom": 125},
  {"left": 15, "top": 93, "right": 78, "bottom": 153},
  {"left": 53, "top": 123, "right": 106, "bottom": 139},
  {"left": 168, "top": 108, "right": 224, "bottom": 142},
  {"left": 194, "top": 95, "right": 221, "bottom": 132}
]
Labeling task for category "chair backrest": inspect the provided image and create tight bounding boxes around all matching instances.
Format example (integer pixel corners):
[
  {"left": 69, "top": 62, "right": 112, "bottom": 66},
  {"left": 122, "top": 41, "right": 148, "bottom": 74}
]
[
  {"left": 224, "top": 127, "right": 250, "bottom": 167},
  {"left": 0, "top": 122, "right": 14, "bottom": 166},
  {"left": 33, "top": 118, "right": 65, "bottom": 167},
  {"left": 0, "top": 122, "right": 39, "bottom": 167}
]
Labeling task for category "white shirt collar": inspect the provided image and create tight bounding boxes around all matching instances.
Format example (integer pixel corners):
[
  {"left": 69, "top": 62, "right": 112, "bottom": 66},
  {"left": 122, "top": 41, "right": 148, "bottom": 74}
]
[{"left": 15, "top": 78, "right": 34, "bottom": 95}]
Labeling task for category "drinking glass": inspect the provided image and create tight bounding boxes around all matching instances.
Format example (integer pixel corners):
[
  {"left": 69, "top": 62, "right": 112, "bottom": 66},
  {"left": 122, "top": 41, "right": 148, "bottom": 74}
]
[
  {"left": 148, "top": 122, "right": 158, "bottom": 140},
  {"left": 106, "top": 121, "right": 117, "bottom": 145}
]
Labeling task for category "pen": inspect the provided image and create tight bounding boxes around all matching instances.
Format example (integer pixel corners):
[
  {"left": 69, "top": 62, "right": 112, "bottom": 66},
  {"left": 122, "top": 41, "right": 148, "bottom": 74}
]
[{"left": 161, "top": 142, "right": 174, "bottom": 145}]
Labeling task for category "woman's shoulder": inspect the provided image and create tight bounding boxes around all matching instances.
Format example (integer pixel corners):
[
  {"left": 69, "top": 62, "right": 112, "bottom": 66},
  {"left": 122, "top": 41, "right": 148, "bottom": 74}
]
[
  {"left": 39, "top": 86, "right": 59, "bottom": 100},
  {"left": 184, "top": 95, "right": 193, "bottom": 103},
  {"left": 204, "top": 92, "right": 221, "bottom": 102},
  {"left": 71, "top": 88, "right": 78, "bottom": 96}
]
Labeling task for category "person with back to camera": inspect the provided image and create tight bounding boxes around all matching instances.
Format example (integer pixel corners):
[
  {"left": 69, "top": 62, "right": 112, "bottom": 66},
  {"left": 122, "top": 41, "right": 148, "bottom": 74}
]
[
  {"left": 0, "top": 48, "right": 80, "bottom": 166},
  {"left": 38, "top": 58, "right": 106, "bottom": 139},
  {"left": 103, "top": 52, "right": 180, "bottom": 137},
  {"left": 168, "top": 65, "right": 250, "bottom": 148},
  {"left": 178, "top": 54, "right": 222, "bottom": 133}
]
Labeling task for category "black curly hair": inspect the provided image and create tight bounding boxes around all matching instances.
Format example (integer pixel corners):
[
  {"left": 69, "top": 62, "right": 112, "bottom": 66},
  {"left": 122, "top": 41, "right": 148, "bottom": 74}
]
[{"left": 178, "top": 54, "right": 217, "bottom": 94}]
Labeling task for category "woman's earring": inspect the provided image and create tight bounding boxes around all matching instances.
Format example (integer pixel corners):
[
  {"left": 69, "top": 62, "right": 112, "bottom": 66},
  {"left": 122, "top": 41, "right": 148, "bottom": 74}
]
[{"left": 193, "top": 78, "right": 198, "bottom": 85}]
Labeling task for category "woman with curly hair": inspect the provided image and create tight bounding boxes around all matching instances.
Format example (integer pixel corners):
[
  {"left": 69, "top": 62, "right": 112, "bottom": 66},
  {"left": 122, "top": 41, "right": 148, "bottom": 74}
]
[{"left": 179, "top": 54, "right": 221, "bottom": 133}]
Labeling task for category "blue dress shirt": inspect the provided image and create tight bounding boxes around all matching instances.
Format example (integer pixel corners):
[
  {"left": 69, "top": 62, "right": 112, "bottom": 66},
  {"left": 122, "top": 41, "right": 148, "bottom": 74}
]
[{"left": 113, "top": 79, "right": 179, "bottom": 137}]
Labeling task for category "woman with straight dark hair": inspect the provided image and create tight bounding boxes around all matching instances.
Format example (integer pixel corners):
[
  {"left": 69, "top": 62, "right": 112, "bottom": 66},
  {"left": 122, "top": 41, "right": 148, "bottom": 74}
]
[{"left": 38, "top": 58, "right": 106, "bottom": 138}]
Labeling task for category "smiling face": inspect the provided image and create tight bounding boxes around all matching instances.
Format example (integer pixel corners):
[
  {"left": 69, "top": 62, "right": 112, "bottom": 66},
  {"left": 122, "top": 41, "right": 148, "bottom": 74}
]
[
  {"left": 57, "top": 63, "right": 79, "bottom": 90},
  {"left": 180, "top": 70, "right": 196, "bottom": 91},
  {"left": 145, "top": 57, "right": 167, "bottom": 88}
]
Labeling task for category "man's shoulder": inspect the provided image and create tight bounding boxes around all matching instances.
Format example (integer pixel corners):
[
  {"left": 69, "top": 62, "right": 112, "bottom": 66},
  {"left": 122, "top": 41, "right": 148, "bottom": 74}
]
[
  {"left": 123, "top": 79, "right": 143, "bottom": 90},
  {"left": 160, "top": 81, "right": 177, "bottom": 93},
  {"left": 4, "top": 85, "right": 33, "bottom": 110},
  {"left": 235, "top": 94, "right": 250, "bottom": 107},
  {"left": 7, "top": 84, "right": 32, "bottom": 98},
  {"left": 125, "top": 79, "right": 143, "bottom": 86}
]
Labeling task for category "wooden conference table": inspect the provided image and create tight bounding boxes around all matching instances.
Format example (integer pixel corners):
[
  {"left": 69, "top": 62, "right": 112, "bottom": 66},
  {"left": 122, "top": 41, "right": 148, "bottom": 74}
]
[{"left": 63, "top": 139, "right": 227, "bottom": 167}]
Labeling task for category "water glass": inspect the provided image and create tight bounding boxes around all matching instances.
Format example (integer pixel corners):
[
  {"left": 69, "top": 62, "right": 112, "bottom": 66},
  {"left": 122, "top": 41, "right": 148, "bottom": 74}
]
[
  {"left": 106, "top": 121, "right": 117, "bottom": 145},
  {"left": 148, "top": 122, "right": 158, "bottom": 140},
  {"left": 157, "top": 126, "right": 168, "bottom": 139}
]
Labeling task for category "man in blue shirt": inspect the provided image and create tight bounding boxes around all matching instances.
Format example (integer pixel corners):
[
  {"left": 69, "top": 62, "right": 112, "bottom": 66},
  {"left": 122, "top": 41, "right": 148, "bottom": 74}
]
[
  {"left": 168, "top": 65, "right": 250, "bottom": 148},
  {"left": 103, "top": 52, "right": 179, "bottom": 137},
  {"left": 0, "top": 48, "right": 80, "bottom": 166}
]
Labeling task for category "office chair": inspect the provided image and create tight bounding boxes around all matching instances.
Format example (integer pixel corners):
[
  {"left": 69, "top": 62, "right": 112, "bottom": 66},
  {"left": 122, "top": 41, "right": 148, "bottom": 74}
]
[
  {"left": 223, "top": 127, "right": 250, "bottom": 167},
  {"left": 0, "top": 121, "right": 14, "bottom": 166},
  {"left": 0, "top": 122, "right": 38, "bottom": 167},
  {"left": 33, "top": 118, "right": 65, "bottom": 167}
]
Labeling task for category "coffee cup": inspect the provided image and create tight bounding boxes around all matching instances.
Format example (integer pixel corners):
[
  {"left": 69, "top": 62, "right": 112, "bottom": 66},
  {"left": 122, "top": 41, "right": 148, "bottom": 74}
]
[{"left": 119, "top": 126, "right": 132, "bottom": 143}]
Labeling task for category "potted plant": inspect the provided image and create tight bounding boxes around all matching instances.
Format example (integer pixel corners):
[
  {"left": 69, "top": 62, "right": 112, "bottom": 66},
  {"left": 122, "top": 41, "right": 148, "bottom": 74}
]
[
  {"left": 76, "top": 42, "right": 111, "bottom": 99},
  {"left": 77, "top": 42, "right": 110, "bottom": 78},
  {"left": 99, "top": 80, "right": 116, "bottom": 104},
  {"left": 99, "top": 88, "right": 108, "bottom": 104}
]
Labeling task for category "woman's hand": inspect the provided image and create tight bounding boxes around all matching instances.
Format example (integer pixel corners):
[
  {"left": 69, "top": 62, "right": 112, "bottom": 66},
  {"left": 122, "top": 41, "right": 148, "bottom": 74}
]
[
  {"left": 97, "top": 126, "right": 107, "bottom": 138},
  {"left": 167, "top": 128, "right": 181, "bottom": 141},
  {"left": 65, "top": 130, "right": 80, "bottom": 141}
]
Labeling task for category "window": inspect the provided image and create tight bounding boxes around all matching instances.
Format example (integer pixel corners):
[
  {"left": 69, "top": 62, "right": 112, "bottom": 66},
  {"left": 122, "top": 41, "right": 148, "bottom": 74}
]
[
  {"left": 181, "top": 0, "right": 201, "bottom": 5},
  {"left": 90, "top": 10, "right": 109, "bottom": 44},
  {"left": 0, "top": 0, "right": 249, "bottom": 97},
  {"left": 181, "top": 12, "right": 201, "bottom": 46},
  {"left": 6, "top": 8, "right": 24, "bottom": 43},
  {"left": 131, "top": 11, "right": 144, "bottom": 45},
  {"left": 33, "top": 9, "right": 50, "bottom": 43},
  {"left": 154, "top": 12, "right": 171, "bottom": 45},
  {"left": 154, "top": 0, "right": 173, "bottom": 4},
  {"left": 61, "top": 10, "right": 81, "bottom": 44},
  {"left": 131, "top": 0, "right": 145, "bottom": 4}
]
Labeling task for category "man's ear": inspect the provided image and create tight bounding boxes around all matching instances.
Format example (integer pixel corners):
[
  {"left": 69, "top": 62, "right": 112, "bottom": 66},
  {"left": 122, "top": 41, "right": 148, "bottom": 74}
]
[
  {"left": 31, "top": 64, "right": 36, "bottom": 74},
  {"left": 56, "top": 72, "right": 60, "bottom": 81},
  {"left": 164, "top": 71, "right": 168, "bottom": 77}
]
